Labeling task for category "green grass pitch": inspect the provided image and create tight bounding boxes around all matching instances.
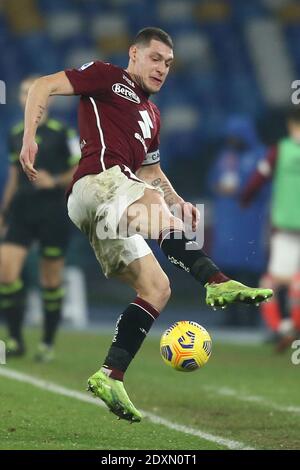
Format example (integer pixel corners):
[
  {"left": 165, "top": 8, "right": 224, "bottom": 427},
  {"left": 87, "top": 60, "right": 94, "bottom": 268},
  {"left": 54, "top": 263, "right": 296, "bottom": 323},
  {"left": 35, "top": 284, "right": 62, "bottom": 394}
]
[{"left": 0, "top": 327, "right": 299, "bottom": 450}]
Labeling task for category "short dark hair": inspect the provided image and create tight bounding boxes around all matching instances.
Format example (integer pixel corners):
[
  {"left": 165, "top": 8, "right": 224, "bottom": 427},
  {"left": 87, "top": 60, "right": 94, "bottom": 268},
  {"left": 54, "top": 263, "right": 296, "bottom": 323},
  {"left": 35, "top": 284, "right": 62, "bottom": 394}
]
[
  {"left": 133, "top": 27, "right": 173, "bottom": 50},
  {"left": 287, "top": 106, "right": 300, "bottom": 123}
]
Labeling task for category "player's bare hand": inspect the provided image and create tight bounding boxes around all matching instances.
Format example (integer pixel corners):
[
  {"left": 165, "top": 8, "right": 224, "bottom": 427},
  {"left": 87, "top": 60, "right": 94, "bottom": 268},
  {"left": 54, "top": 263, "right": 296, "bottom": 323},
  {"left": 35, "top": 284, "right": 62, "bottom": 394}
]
[
  {"left": 19, "top": 140, "right": 38, "bottom": 181},
  {"left": 32, "top": 170, "right": 56, "bottom": 189},
  {"left": 182, "top": 202, "right": 200, "bottom": 231}
]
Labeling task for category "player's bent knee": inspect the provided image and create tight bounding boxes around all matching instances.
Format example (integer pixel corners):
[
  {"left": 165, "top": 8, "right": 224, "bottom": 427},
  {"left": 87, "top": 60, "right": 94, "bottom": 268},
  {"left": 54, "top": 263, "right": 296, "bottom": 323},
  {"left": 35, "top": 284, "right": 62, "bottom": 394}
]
[
  {"left": 40, "top": 270, "right": 64, "bottom": 289},
  {"left": 260, "top": 273, "right": 276, "bottom": 289},
  {"left": 138, "top": 273, "right": 171, "bottom": 310},
  {"left": 162, "top": 283, "right": 172, "bottom": 306},
  {"left": 261, "top": 273, "right": 290, "bottom": 289},
  {"left": 156, "top": 278, "right": 171, "bottom": 305},
  {"left": 0, "top": 260, "right": 16, "bottom": 284},
  {"left": 0, "top": 271, "right": 20, "bottom": 285}
]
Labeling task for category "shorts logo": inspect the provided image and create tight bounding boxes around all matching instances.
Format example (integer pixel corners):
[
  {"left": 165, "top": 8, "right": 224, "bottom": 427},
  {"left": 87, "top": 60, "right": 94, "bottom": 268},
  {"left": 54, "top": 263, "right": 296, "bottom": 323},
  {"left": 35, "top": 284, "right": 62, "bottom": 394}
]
[{"left": 112, "top": 83, "right": 140, "bottom": 104}]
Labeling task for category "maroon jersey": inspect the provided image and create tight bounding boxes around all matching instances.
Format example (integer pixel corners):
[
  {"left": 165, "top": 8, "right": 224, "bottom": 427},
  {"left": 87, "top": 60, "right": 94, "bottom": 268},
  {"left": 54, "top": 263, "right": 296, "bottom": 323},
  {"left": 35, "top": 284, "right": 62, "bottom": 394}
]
[{"left": 65, "top": 61, "right": 161, "bottom": 195}]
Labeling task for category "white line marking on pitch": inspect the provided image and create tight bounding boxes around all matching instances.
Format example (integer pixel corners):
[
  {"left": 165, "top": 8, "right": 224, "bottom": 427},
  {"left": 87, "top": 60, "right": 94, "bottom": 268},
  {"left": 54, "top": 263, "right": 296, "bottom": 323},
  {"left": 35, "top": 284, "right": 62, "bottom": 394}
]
[
  {"left": 203, "top": 386, "right": 300, "bottom": 414},
  {"left": 0, "top": 367, "right": 253, "bottom": 450}
]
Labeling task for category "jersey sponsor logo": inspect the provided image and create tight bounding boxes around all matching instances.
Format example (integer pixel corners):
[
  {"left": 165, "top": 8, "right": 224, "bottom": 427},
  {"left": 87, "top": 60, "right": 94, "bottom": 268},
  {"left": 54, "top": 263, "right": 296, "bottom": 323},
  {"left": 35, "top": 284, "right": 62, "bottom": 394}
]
[
  {"left": 112, "top": 83, "right": 140, "bottom": 104},
  {"left": 122, "top": 74, "right": 135, "bottom": 88},
  {"left": 78, "top": 61, "right": 94, "bottom": 71}
]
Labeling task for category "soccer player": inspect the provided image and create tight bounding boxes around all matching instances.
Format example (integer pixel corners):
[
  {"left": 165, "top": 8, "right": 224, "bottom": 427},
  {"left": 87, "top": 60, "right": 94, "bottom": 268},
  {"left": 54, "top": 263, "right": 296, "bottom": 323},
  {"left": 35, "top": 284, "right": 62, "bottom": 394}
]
[
  {"left": 241, "top": 107, "right": 300, "bottom": 351},
  {"left": 18, "top": 28, "right": 272, "bottom": 421},
  {"left": 207, "top": 115, "right": 269, "bottom": 327},
  {"left": 0, "top": 76, "right": 80, "bottom": 361}
]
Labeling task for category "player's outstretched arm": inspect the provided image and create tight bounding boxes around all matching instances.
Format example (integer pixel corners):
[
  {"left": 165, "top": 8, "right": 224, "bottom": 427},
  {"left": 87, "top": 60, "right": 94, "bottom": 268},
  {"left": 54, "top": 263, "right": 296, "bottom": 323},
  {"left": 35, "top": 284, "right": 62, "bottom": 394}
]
[
  {"left": 20, "top": 72, "right": 74, "bottom": 181},
  {"left": 136, "top": 163, "right": 200, "bottom": 230}
]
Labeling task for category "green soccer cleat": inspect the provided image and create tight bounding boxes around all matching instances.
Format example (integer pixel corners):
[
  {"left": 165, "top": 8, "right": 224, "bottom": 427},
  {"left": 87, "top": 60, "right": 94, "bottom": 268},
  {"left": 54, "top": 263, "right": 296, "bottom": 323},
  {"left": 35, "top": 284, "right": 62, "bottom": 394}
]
[
  {"left": 205, "top": 279, "right": 273, "bottom": 308},
  {"left": 34, "top": 343, "right": 55, "bottom": 363},
  {"left": 87, "top": 370, "right": 142, "bottom": 423}
]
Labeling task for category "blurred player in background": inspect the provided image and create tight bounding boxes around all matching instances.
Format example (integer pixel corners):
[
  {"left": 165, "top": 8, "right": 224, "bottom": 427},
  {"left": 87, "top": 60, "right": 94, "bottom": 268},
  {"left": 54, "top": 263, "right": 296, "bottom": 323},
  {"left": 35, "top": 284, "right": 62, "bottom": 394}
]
[
  {"left": 241, "top": 107, "right": 300, "bottom": 350},
  {"left": 0, "top": 76, "right": 80, "bottom": 361},
  {"left": 19, "top": 27, "right": 272, "bottom": 422},
  {"left": 208, "top": 116, "right": 269, "bottom": 326}
]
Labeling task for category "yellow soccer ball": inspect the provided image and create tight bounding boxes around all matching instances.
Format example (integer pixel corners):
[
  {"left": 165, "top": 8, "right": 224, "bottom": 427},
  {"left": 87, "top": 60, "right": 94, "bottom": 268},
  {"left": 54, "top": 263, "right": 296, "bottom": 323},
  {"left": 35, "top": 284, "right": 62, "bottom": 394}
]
[{"left": 160, "top": 321, "right": 212, "bottom": 371}]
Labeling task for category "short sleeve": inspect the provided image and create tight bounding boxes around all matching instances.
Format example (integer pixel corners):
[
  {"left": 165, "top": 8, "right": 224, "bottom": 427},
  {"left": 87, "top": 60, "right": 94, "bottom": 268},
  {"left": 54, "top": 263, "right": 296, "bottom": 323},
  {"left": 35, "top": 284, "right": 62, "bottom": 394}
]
[{"left": 65, "top": 61, "right": 114, "bottom": 96}]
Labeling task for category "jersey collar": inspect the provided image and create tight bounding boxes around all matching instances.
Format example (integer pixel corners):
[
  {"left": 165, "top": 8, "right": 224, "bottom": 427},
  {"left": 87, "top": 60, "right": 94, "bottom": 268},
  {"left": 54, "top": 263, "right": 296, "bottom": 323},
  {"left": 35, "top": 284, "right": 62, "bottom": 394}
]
[{"left": 122, "top": 69, "right": 150, "bottom": 100}]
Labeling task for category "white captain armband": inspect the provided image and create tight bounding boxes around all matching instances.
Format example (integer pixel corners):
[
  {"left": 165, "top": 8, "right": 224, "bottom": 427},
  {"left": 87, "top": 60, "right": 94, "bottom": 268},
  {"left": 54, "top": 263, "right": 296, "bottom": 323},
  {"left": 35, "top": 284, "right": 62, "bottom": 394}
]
[{"left": 142, "top": 149, "right": 160, "bottom": 166}]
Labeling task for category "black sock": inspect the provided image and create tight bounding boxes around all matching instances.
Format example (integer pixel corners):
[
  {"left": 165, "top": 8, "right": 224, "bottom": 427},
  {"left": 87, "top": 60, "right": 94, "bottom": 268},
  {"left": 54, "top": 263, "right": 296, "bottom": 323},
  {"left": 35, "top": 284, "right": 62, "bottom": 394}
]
[
  {"left": 0, "top": 280, "right": 25, "bottom": 343},
  {"left": 42, "top": 286, "right": 64, "bottom": 346},
  {"left": 102, "top": 297, "right": 160, "bottom": 380},
  {"left": 158, "top": 228, "right": 229, "bottom": 285}
]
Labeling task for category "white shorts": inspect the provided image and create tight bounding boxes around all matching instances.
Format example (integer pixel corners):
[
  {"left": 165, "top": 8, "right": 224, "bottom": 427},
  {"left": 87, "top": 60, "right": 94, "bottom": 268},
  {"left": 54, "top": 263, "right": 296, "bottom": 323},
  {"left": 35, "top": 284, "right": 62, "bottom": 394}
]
[
  {"left": 268, "top": 231, "right": 300, "bottom": 278},
  {"left": 67, "top": 165, "right": 161, "bottom": 278}
]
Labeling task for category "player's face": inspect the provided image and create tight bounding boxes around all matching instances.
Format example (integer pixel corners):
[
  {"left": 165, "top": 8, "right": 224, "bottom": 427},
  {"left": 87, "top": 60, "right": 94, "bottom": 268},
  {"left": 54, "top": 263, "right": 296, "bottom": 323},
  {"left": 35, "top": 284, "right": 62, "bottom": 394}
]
[
  {"left": 131, "top": 39, "right": 174, "bottom": 94},
  {"left": 288, "top": 120, "right": 300, "bottom": 143}
]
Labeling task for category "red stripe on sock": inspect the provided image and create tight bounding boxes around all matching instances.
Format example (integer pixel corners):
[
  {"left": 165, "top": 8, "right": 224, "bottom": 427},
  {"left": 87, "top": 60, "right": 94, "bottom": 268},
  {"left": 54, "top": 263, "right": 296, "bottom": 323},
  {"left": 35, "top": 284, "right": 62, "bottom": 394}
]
[
  {"left": 132, "top": 297, "right": 160, "bottom": 319},
  {"left": 207, "top": 272, "right": 230, "bottom": 284},
  {"left": 102, "top": 366, "right": 124, "bottom": 381}
]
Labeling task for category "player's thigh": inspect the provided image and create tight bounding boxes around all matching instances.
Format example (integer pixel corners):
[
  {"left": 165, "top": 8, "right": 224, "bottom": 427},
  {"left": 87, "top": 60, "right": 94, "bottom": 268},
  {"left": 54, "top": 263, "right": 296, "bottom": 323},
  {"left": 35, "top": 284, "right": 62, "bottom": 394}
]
[
  {"left": 0, "top": 243, "right": 28, "bottom": 283},
  {"left": 39, "top": 257, "right": 65, "bottom": 288},
  {"left": 123, "top": 188, "right": 183, "bottom": 238},
  {"left": 114, "top": 252, "right": 171, "bottom": 309},
  {"left": 268, "top": 231, "right": 300, "bottom": 283}
]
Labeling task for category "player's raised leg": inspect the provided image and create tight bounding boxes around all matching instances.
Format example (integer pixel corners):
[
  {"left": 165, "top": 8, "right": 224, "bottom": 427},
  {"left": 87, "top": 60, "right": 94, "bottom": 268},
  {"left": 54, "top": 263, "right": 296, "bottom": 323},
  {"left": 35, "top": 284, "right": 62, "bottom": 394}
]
[
  {"left": 88, "top": 253, "right": 170, "bottom": 422},
  {"left": 124, "top": 187, "right": 273, "bottom": 308},
  {"left": 0, "top": 243, "right": 28, "bottom": 356}
]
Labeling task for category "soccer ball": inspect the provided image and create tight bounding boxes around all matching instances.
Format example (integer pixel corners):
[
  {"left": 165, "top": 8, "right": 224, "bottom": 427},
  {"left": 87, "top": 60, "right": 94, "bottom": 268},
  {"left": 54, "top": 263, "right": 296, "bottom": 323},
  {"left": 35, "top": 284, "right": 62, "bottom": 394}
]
[{"left": 160, "top": 321, "right": 212, "bottom": 371}]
